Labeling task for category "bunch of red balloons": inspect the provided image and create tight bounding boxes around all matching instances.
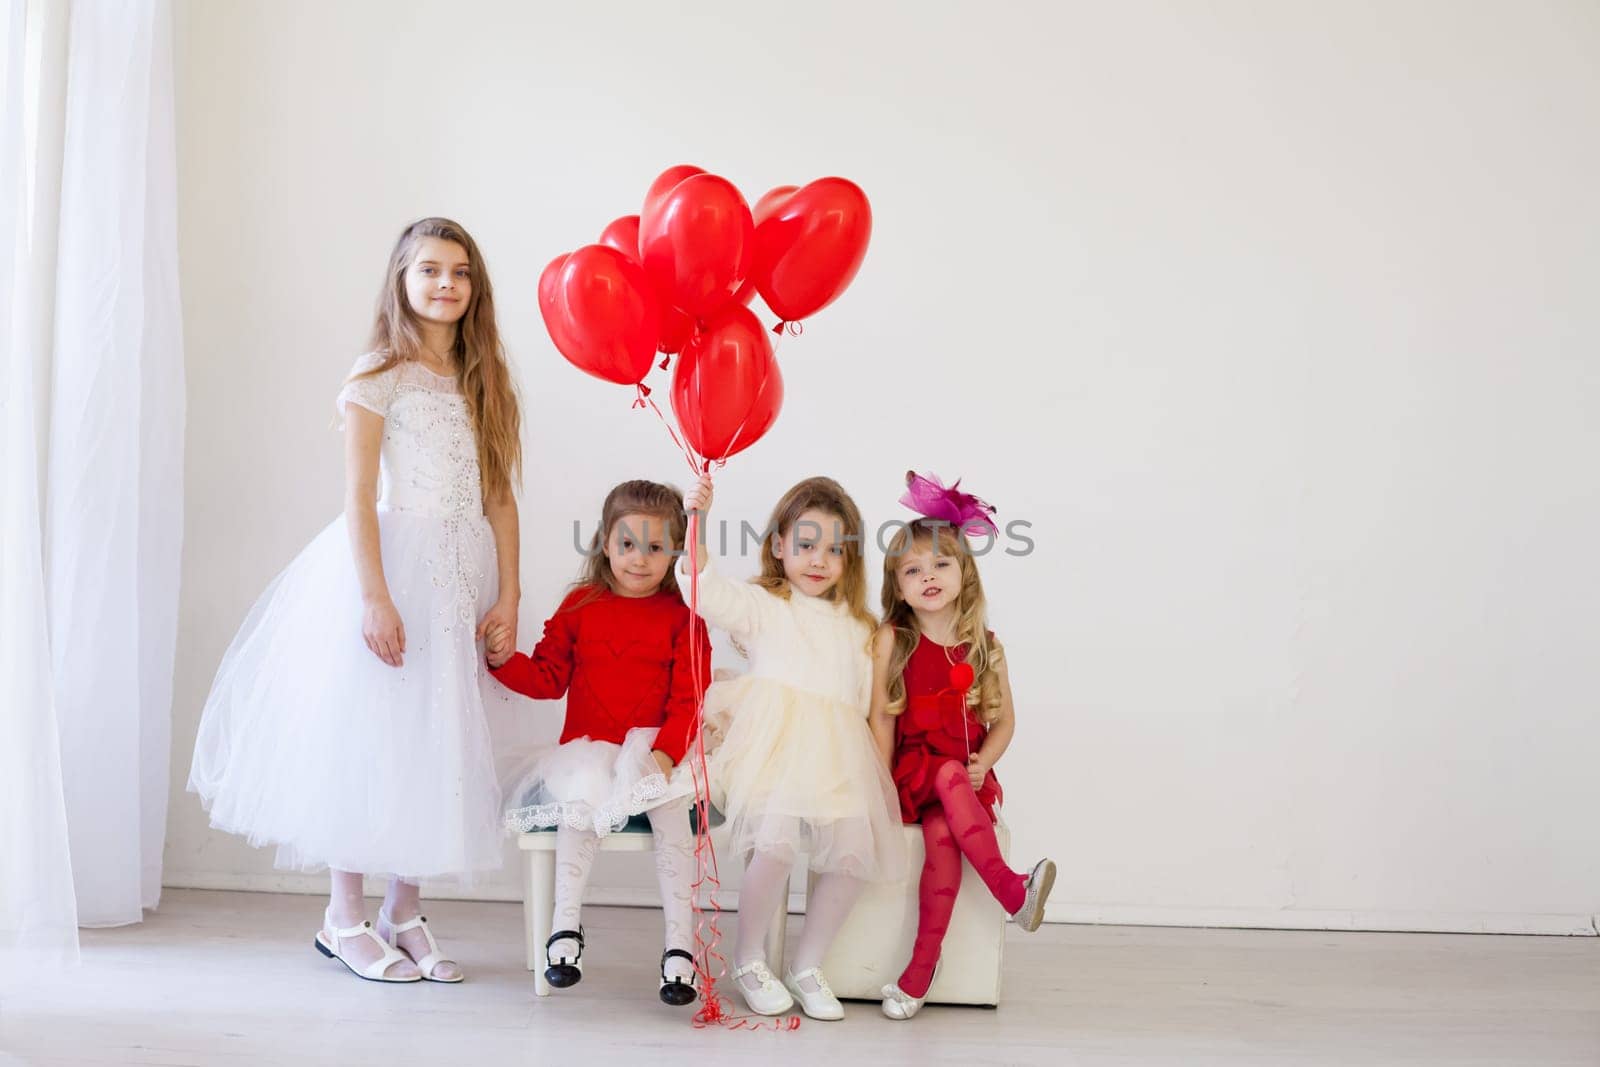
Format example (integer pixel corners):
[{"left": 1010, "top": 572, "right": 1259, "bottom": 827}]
[{"left": 538, "top": 165, "right": 871, "bottom": 462}]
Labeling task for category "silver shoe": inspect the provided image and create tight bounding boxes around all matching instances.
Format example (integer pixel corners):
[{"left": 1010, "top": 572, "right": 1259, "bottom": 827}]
[
  {"left": 880, "top": 980, "right": 926, "bottom": 1020},
  {"left": 880, "top": 958, "right": 940, "bottom": 1020},
  {"left": 1012, "top": 858, "right": 1057, "bottom": 932}
]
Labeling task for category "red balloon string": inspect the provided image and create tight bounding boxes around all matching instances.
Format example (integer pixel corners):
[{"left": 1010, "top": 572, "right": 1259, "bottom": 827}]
[
  {"left": 770, "top": 320, "right": 804, "bottom": 337},
  {"left": 631, "top": 381, "right": 653, "bottom": 409},
  {"left": 682, "top": 508, "right": 801, "bottom": 1033},
  {"left": 693, "top": 1014, "right": 804, "bottom": 1033},
  {"left": 682, "top": 513, "right": 730, "bottom": 1025},
  {"left": 636, "top": 392, "right": 700, "bottom": 477},
  {"left": 627, "top": 336, "right": 801, "bottom": 1033}
]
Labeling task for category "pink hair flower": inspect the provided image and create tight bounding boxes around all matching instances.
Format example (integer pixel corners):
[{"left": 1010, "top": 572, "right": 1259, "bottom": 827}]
[{"left": 900, "top": 470, "right": 999, "bottom": 538}]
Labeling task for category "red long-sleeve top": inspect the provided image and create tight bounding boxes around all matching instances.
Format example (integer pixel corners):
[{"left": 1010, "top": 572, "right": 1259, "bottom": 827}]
[{"left": 488, "top": 585, "right": 710, "bottom": 764}]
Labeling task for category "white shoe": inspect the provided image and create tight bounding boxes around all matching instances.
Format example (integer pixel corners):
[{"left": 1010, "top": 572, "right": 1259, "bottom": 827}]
[
  {"left": 378, "top": 908, "right": 462, "bottom": 983},
  {"left": 783, "top": 967, "right": 844, "bottom": 1021},
  {"left": 1012, "top": 858, "right": 1057, "bottom": 932},
  {"left": 314, "top": 909, "right": 420, "bottom": 983},
  {"left": 880, "top": 981, "right": 925, "bottom": 1020},
  {"left": 880, "top": 959, "right": 940, "bottom": 1020},
  {"left": 731, "top": 959, "right": 795, "bottom": 1016}
]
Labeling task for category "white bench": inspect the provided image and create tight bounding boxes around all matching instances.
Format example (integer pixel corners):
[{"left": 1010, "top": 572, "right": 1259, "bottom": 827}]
[
  {"left": 807, "top": 819, "right": 1011, "bottom": 1005},
  {"left": 518, "top": 818, "right": 789, "bottom": 996}
]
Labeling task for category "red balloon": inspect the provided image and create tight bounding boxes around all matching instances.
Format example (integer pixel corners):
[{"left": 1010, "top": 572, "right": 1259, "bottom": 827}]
[
  {"left": 540, "top": 244, "right": 659, "bottom": 387},
  {"left": 537, "top": 253, "right": 568, "bottom": 321},
  {"left": 732, "top": 185, "right": 800, "bottom": 306},
  {"left": 597, "top": 214, "right": 694, "bottom": 354},
  {"left": 643, "top": 164, "right": 705, "bottom": 218},
  {"left": 597, "top": 215, "right": 641, "bottom": 261},
  {"left": 640, "top": 173, "right": 754, "bottom": 318},
  {"left": 658, "top": 306, "right": 695, "bottom": 356},
  {"left": 671, "top": 304, "right": 783, "bottom": 460},
  {"left": 751, "top": 177, "right": 871, "bottom": 322},
  {"left": 752, "top": 185, "right": 800, "bottom": 222}
]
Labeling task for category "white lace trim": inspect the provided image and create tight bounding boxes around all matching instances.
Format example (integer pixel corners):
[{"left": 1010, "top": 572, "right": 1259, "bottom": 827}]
[
  {"left": 337, "top": 355, "right": 462, "bottom": 417},
  {"left": 336, "top": 363, "right": 397, "bottom": 420},
  {"left": 503, "top": 773, "right": 672, "bottom": 837}
]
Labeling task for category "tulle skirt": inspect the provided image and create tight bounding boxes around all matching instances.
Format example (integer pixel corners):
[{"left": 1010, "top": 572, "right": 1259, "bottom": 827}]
[
  {"left": 702, "top": 675, "right": 907, "bottom": 881},
  {"left": 502, "top": 726, "right": 695, "bottom": 836},
  {"left": 188, "top": 507, "right": 506, "bottom": 882}
]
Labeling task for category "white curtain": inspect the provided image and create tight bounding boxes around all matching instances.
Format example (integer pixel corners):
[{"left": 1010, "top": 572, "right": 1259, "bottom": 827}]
[
  {"left": 1, "top": 0, "right": 76, "bottom": 974},
  {"left": 0, "top": 0, "right": 184, "bottom": 965}
]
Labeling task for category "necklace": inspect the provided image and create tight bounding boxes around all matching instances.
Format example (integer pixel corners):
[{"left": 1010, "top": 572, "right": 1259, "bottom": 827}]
[{"left": 417, "top": 345, "right": 457, "bottom": 377}]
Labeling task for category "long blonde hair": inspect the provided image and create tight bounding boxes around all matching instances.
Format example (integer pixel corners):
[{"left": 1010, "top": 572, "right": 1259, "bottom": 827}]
[
  {"left": 568, "top": 480, "right": 689, "bottom": 610},
  {"left": 350, "top": 217, "right": 522, "bottom": 503},
  {"left": 753, "top": 477, "right": 876, "bottom": 641},
  {"left": 880, "top": 519, "right": 1002, "bottom": 724}
]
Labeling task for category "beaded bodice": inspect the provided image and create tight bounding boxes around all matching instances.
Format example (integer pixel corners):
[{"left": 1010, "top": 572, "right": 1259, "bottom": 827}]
[{"left": 336, "top": 354, "right": 490, "bottom": 624}]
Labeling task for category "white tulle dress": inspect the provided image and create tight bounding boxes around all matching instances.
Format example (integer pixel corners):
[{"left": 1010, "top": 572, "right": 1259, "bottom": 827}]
[{"left": 188, "top": 354, "right": 507, "bottom": 881}]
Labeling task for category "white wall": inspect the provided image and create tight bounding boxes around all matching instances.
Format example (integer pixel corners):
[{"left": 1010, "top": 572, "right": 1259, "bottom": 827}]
[{"left": 165, "top": 0, "right": 1600, "bottom": 932}]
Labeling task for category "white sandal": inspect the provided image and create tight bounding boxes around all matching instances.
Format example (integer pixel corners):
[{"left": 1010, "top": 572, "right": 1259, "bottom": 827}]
[
  {"left": 378, "top": 909, "right": 463, "bottom": 983},
  {"left": 314, "top": 910, "right": 420, "bottom": 983}
]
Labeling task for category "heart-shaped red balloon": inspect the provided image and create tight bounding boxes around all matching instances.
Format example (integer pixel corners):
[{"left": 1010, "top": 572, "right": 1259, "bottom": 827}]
[
  {"left": 539, "top": 244, "right": 659, "bottom": 387},
  {"left": 657, "top": 306, "right": 695, "bottom": 356},
  {"left": 640, "top": 173, "right": 754, "bottom": 318},
  {"left": 948, "top": 661, "right": 975, "bottom": 693},
  {"left": 597, "top": 215, "right": 694, "bottom": 355},
  {"left": 537, "top": 253, "right": 568, "bottom": 322},
  {"left": 671, "top": 303, "right": 783, "bottom": 461},
  {"left": 750, "top": 177, "right": 871, "bottom": 322},
  {"left": 732, "top": 184, "right": 800, "bottom": 307},
  {"left": 643, "top": 164, "right": 705, "bottom": 218},
  {"left": 597, "top": 215, "right": 642, "bottom": 261},
  {"left": 752, "top": 184, "right": 802, "bottom": 222}
]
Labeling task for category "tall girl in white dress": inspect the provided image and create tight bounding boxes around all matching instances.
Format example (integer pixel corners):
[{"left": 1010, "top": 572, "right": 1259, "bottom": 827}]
[{"left": 189, "top": 218, "right": 525, "bottom": 983}]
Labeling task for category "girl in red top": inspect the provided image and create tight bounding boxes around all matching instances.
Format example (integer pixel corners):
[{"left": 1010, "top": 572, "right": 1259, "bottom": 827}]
[
  {"left": 484, "top": 480, "right": 708, "bottom": 1006},
  {"left": 868, "top": 473, "right": 1058, "bottom": 1021}
]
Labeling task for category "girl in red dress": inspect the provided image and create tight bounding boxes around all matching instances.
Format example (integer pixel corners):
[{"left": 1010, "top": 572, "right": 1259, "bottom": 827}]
[
  {"left": 869, "top": 473, "right": 1057, "bottom": 1020},
  {"left": 483, "top": 480, "right": 708, "bottom": 1006}
]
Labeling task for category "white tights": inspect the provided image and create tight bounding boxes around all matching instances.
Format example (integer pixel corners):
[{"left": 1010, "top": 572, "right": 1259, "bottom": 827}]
[
  {"left": 734, "top": 848, "right": 862, "bottom": 994},
  {"left": 549, "top": 796, "right": 697, "bottom": 983}
]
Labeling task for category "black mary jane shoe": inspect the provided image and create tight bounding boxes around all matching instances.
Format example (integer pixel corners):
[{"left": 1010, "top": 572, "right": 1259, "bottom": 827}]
[
  {"left": 545, "top": 928, "right": 584, "bottom": 989},
  {"left": 659, "top": 948, "right": 698, "bottom": 1006}
]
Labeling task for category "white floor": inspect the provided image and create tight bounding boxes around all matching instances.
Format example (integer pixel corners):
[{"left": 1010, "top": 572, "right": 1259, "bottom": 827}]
[{"left": 1, "top": 889, "right": 1596, "bottom": 1066}]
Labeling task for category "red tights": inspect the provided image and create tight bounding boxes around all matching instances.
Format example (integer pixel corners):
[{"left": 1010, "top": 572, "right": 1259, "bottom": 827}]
[{"left": 898, "top": 759, "right": 1025, "bottom": 998}]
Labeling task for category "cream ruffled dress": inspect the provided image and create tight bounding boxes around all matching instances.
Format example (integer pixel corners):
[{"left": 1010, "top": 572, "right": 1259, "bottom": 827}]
[{"left": 680, "top": 557, "right": 906, "bottom": 881}]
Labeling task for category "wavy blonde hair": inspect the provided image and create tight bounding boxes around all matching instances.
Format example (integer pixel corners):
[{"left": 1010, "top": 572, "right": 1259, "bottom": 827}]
[
  {"left": 348, "top": 217, "right": 522, "bottom": 503},
  {"left": 568, "top": 480, "right": 689, "bottom": 610},
  {"left": 753, "top": 476, "right": 876, "bottom": 642},
  {"left": 880, "top": 519, "right": 1003, "bottom": 724}
]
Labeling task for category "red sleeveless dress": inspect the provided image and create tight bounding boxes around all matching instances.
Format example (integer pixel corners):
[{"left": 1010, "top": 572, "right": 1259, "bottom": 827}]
[{"left": 890, "top": 632, "right": 1002, "bottom": 824}]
